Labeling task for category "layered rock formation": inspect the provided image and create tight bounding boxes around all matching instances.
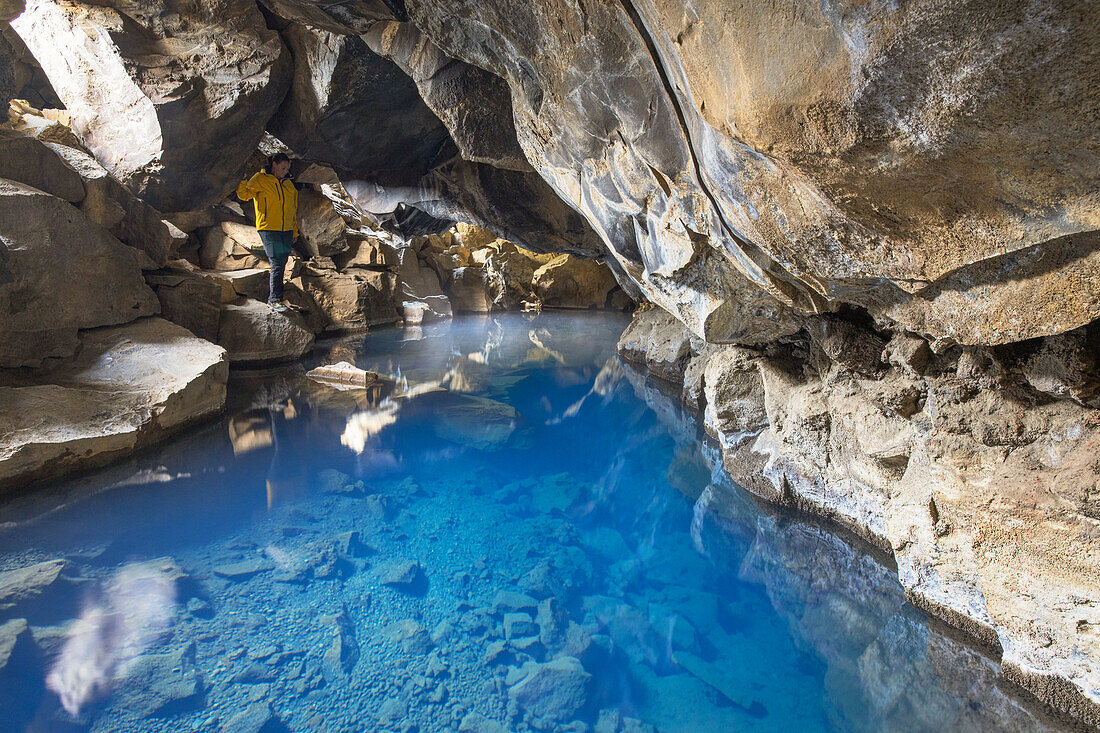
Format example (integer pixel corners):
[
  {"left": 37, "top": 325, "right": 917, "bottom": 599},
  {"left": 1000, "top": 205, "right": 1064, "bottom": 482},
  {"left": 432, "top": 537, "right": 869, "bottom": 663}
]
[
  {"left": 619, "top": 307, "right": 1100, "bottom": 726},
  {"left": 0, "top": 317, "right": 227, "bottom": 491},
  {"left": 10, "top": 0, "right": 289, "bottom": 212}
]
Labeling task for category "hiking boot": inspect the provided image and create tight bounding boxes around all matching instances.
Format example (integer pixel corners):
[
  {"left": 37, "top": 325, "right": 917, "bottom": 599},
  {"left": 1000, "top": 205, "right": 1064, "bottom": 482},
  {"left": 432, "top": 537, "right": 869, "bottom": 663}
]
[{"left": 269, "top": 299, "right": 292, "bottom": 313}]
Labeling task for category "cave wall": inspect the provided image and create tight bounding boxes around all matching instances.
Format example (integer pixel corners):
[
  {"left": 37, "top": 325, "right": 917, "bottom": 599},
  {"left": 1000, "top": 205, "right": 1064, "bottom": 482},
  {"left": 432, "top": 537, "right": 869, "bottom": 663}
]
[{"left": 0, "top": 0, "right": 1097, "bottom": 724}]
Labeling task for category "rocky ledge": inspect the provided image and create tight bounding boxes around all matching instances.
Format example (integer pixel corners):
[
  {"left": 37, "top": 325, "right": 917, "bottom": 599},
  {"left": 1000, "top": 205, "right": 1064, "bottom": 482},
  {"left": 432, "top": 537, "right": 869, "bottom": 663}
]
[
  {"left": 619, "top": 307, "right": 1100, "bottom": 725},
  {"left": 0, "top": 317, "right": 228, "bottom": 492}
]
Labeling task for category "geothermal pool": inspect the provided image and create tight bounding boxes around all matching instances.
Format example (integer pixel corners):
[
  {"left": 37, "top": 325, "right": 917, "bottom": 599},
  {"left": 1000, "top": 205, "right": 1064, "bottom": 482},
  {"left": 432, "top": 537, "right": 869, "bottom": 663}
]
[{"left": 0, "top": 313, "right": 1068, "bottom": 732}]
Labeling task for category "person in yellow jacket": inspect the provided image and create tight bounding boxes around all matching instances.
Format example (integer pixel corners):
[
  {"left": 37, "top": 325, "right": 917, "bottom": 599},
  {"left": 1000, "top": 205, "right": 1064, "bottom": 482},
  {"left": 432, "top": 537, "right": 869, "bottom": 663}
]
[{"left": 236, "top": 153, "right": 300, "bottom": 311}]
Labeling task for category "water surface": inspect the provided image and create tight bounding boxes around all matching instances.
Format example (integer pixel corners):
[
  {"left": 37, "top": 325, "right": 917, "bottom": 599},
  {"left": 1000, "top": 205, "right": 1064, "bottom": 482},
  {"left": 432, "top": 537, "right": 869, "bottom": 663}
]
[{"left": 0, "top": 313, "right": 1065, "bottom": 732}]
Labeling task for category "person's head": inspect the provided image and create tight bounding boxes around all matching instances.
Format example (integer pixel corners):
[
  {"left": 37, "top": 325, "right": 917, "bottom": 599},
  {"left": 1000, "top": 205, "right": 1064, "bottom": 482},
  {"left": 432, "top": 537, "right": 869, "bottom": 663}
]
[{"left": 267, "top": 153, "right": 291, "bottom": 178}]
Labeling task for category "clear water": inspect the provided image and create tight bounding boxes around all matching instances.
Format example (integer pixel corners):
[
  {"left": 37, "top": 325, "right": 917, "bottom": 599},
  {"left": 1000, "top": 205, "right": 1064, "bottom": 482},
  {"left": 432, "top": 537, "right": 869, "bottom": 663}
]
[{"left": 0, "top": 313, "right": 1066, "bottom": 733}]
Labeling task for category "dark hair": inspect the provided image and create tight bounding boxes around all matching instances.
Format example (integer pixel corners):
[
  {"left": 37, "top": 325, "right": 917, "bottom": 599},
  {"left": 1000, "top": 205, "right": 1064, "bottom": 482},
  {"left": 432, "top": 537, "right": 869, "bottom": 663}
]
[{"left": 265, "top": 152, "right": 291, "bottom": 173}]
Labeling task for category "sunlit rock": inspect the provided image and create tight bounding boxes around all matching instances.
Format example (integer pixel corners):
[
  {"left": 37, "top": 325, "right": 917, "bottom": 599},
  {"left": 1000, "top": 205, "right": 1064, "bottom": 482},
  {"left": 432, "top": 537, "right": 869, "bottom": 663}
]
[
  {"left": 334, "top": 233, "right": 398, "bottom": 269},
  {"left": 217, "top": 299, "right": 314, "bottom": 364},
  {"left": 532, "top": 254, "right": 617, "bottom": 309},
  {"left": 11, "top": 0, "right": 290, "bottom": 212},
  {"left": 0, "top": 318, "right": 228, "bottom": 491},
  {"left": 199, "top": 222, "right": 268, "bottom": 272},
  {"left": 308, "top": 362, "right": 383, "bottom": 390}
]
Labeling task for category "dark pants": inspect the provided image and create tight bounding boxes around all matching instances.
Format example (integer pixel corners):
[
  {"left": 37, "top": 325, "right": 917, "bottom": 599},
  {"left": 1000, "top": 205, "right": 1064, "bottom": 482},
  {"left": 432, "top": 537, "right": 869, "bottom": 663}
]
[{"left": 258, "top": 230, "right": 293, "bottom": 303}]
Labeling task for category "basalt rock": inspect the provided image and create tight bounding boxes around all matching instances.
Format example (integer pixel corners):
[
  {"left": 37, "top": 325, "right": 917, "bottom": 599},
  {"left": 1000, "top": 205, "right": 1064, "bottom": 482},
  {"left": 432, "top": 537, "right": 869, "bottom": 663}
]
[
  {"left": 400, "top": 0, "right": 1099, "bottom": 348},
  {"left": 199, "top": 223, "right": 267, "bottom": 272},
  {"left": 0, "top": 317, "right": 227, "bottom": 492},
  {"left": 216, "top": 299, "right": 314, "bottom": 364},
  {"left": 48, "top": 143, "right": 185, "bottom": 268},
  {"left": 618, "top": 308, "right": 1100, "bottom": 725},
  {"left": 0, "top": 128, "right": 83, "bottom": 202},
  {"left": 12, "top": 0, "right": 290, "bottom": 212},
  {"left": 292, "top": 266, "right": 400, "bottom": 331},
  {"left": 533, "top": 254, "right": 618, "bottom": 310},
  {"left": 269, "top": 23, "right": 454, "bottom": 188},
  {"left": 0, "top": 179, "right": 159, "bottom": 368},
  {"left": 362, "top": 21, "right": 530, "bottom": 172}
]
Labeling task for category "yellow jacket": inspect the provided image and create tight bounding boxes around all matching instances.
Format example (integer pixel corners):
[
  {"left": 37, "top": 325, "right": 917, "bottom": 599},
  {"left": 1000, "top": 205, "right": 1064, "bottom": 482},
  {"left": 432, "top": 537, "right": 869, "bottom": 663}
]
[{"left": 236, "top": 171, "right": 299, "bottom": 238}]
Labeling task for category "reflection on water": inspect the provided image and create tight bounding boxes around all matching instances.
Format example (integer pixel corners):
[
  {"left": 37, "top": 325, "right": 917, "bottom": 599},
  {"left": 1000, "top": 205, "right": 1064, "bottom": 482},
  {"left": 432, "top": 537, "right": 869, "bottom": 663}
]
[
  {"left": 0, "top": 313, "right": 1069, "bottom": 732},
  {"left": 47, "top": 560, "right": 179, "bottom": 716}
]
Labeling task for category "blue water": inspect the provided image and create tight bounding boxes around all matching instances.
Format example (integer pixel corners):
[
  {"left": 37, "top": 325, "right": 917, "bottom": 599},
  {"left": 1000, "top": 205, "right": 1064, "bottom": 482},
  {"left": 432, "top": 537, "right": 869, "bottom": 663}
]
[{"left": 0, "top": 313, "right": 1066, "bottom": 732}]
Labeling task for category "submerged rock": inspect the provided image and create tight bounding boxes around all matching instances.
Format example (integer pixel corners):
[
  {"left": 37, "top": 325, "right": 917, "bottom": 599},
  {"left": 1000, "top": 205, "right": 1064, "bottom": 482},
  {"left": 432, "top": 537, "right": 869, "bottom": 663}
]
[
  {"left": 376, "top": 559, "right": 427, "bottom": 595},
  {"left": 213, "top": 559, "right": 274, "bottom": 581},
  {"left": 114, "top": 641, "right": 203, "bottom": 718},
  {"left": 458, "top": 711, "right": 505, "bottom": 733},
  {"left": 321, "top": 607, "right": 359, "bottom": 680},
  {"left": 433, "top": 394, "right": 517, "bottom": 449},
  {"left": 221, "top": 702, "right": 288, "bottom": 733},
  {"left": 0, "top": 560, "right": 67, "bottom": 616},
  {"left": 384, "top": 619, "right": 433, "bottom": 655},
  {"left": 0, "top": 619, "right": 43, "bottom": 728},
  {"left": 508, "top": 656, "right": 591, "bottom": 723}
]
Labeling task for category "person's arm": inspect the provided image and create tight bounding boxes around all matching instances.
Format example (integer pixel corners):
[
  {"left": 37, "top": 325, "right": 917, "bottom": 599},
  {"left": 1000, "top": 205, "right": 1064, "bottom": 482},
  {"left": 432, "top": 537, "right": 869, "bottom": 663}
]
[
  {"left": 291, "top": 185, "right": 300, "bottom": 239},
  {"left": 236, "top": 172, "right": 263, "bottom": 201}
]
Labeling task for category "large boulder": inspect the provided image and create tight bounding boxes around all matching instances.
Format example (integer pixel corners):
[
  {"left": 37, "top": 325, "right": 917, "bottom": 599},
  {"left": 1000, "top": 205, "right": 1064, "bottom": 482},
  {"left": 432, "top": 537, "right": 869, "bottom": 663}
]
[
  {"left": 11, "top": 0, "right": 290, "bottom": 212},
  {"left": 0, "top": 128, "right": 83, "bottom": 202},
  {"left": 532, "top": 254, "right": 617, "bottom": 309},
  {"left": 199, "top": 222, "right": 267, "bottom": 271},
  {"left": 297, "top": 188, "right": 349, "bottom": 258},
  {"left": 0, "top": 179, "right": 159, "bottom": 368},
  {"left": 292, "top": 266, "right": 400, "bottom": 331},
  {"left": 145, "top": 267, "right": 223, "bottom": 342},
  {"left": 217, "top": 299, "right": 314, "bottom": 364},
  {"left": 616, "top": 308, "right": 695, "bottom": 383},
  {"left": 0, "top": 317, "right": 228, "bottom": 492},
  {"left": 507, "top": 657, "right": 591, "bottom": 723},
  {"left": 47, "top": 143, "right": 185, "bottom": 268}
]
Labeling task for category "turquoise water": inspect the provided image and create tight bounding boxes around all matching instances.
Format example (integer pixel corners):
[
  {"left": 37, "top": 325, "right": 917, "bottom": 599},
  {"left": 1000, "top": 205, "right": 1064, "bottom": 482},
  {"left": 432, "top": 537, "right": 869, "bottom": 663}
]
[{"left": 0, "top": 313, "right": 1065, "bottom": 732}]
